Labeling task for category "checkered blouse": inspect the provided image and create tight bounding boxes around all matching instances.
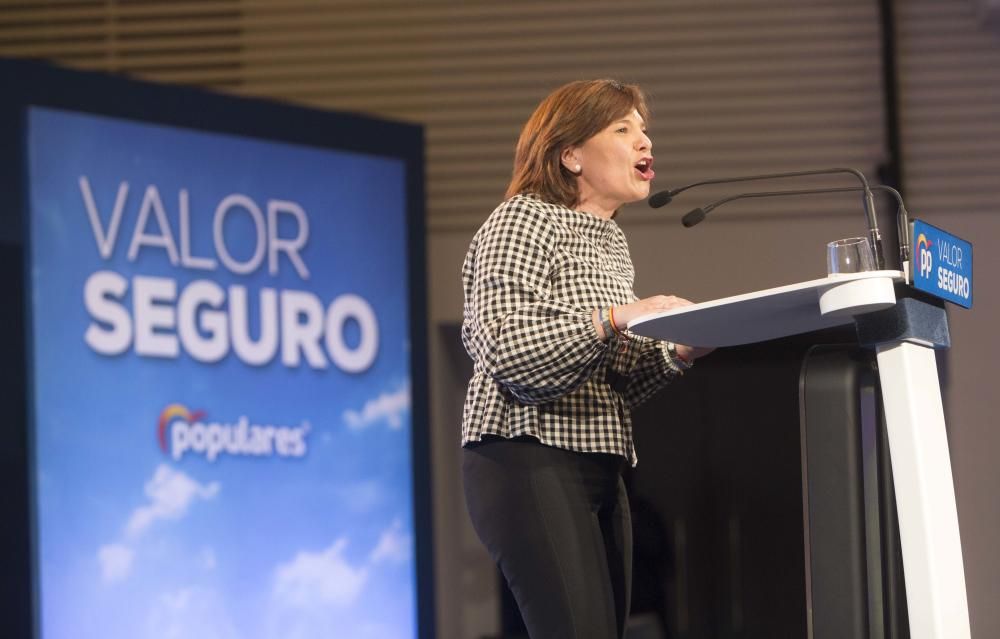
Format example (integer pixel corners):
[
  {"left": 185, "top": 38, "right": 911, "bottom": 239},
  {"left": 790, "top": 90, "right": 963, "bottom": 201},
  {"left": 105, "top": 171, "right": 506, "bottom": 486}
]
[{"left": 461, "top": 193, "right": 681, "bottom": 466}]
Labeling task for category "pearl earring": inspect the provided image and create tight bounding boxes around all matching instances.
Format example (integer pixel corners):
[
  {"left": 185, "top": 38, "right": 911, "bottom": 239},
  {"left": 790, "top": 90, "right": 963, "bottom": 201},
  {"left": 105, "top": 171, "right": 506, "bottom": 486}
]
[{"left": 574, "top": 164, "right": 581, "bottom": 173}]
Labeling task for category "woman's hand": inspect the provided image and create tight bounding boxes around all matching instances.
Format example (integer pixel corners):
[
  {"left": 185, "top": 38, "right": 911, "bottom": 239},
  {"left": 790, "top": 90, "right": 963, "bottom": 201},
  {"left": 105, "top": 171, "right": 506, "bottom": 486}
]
[
  {"left": 613, "top": 295, "right": 691, "bottom": 326},
  {"left": 613, "top": 295, "right": 715, "bottom": 361}
]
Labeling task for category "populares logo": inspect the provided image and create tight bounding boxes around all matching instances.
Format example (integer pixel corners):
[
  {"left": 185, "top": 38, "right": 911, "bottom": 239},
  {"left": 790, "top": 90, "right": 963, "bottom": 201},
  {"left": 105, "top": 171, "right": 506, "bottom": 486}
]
[
  {"left": 917, "top": 233, "right": 934, "bottom": 278},
  {"left": 157, "top": 403, "right": 309, "bottom": 462}
]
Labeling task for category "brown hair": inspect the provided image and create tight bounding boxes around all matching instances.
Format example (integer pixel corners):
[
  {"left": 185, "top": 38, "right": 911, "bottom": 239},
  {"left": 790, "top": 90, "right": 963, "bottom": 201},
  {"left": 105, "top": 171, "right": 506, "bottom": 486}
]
[{"left": 506, "top": 79, "right": 649, "bottom": 208}]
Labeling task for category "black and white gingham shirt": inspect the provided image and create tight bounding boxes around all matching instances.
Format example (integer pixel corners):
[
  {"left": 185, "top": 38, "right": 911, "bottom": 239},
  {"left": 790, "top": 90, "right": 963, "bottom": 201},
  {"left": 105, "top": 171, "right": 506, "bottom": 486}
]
[{"left": 461, "top": 193, "right": 681, "bottom": 466}]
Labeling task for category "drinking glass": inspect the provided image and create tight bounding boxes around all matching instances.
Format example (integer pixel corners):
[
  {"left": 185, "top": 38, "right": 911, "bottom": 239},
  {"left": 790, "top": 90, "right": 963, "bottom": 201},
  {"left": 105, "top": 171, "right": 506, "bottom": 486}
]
[{"left": 827, "top": 237, "right": 875, "bottom": 275}]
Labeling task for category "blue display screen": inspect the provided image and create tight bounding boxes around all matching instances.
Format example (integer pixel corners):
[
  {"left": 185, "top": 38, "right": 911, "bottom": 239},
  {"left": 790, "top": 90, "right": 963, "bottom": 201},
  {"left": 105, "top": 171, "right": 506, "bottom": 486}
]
[{"left": 27, "top": 106, "right": 418, "bottom": 639}]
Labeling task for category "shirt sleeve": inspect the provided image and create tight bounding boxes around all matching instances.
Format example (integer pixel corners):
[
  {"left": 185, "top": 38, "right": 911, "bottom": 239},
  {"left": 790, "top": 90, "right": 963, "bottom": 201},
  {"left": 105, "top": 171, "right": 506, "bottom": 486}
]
[
  {"left": 622, "top": 336, "right": 680, "bottom": 408},
  {"left": 462, "top": 198, "right": 608, "bottom": 405}
]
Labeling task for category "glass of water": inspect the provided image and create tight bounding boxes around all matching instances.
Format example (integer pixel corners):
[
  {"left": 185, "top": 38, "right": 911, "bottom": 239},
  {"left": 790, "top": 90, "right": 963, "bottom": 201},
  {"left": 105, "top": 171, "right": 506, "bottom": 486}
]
[{"left": 827, "top": 237, "right": 875, "bottom": 275}]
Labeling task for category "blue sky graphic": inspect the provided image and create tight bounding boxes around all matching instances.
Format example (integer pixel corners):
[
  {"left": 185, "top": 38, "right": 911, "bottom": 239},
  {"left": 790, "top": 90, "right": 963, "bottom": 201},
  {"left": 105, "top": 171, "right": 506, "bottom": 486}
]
[{"left": 27, "top": 107, "right": 417, "bottom": 639}]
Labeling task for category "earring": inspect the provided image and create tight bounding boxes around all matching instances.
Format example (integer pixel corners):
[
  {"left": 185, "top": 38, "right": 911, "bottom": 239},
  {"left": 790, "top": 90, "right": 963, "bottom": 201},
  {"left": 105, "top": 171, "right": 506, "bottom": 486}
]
[{"left": 574, "top": 164, "right": 581, "bottom": 173}]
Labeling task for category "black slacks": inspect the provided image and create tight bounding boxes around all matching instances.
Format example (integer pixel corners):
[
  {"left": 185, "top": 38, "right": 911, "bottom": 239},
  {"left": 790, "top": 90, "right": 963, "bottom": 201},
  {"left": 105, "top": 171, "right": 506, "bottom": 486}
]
[{"left": 463, "top": 436, "right": 632, "bottom": 639}]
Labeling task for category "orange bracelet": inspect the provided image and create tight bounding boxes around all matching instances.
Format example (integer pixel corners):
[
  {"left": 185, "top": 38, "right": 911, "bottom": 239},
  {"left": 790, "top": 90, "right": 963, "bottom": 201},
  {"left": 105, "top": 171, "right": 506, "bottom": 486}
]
[{"left": 608, "top": 306, "right": 630, "bottom": 340}]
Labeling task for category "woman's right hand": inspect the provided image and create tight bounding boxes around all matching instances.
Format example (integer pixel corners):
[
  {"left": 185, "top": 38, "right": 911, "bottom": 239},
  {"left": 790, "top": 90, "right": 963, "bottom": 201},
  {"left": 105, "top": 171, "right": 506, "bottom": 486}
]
[
  {"left": 612, "top": 295, "right": 695, "bottom": 328},
  {"left": 614, "top": 296, "right": 716, "bottom": 361}
]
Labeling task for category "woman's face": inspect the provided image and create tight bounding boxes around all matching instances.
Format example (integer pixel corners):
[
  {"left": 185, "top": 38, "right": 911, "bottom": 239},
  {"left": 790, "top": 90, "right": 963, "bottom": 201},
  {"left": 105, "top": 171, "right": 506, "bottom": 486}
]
[{"left": 563, "top": 108, "right": 654, "bottom": 218}]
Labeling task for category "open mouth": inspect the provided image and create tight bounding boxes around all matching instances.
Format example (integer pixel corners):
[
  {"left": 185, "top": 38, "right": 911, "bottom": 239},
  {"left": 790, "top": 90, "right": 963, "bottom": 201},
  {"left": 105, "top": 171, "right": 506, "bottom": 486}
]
[{"left": 634, "top": 158, "right": 655, "bottom": 181}]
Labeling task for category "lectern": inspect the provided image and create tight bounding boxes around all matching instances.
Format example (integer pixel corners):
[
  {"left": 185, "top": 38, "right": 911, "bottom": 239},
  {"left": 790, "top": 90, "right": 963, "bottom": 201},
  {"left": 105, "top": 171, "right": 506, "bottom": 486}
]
[{"left": 629, "top": 270, "right": 970, "bottom": 639}]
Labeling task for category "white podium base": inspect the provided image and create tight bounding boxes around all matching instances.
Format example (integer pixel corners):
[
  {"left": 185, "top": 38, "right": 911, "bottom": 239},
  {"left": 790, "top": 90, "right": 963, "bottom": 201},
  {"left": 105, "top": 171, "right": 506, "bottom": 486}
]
[{"left": 876, "top": 341, "right": 970, "bottom": 639}]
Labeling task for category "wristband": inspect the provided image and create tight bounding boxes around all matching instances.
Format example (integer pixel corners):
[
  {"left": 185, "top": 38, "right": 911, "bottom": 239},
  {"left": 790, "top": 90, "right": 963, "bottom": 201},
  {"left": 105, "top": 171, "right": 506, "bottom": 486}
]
[
  {"left": 598, "top": 307, "right": 614, "bottom": 341},
  {"left": 608, "top": 305, "right": 631, "bottom": 341}
]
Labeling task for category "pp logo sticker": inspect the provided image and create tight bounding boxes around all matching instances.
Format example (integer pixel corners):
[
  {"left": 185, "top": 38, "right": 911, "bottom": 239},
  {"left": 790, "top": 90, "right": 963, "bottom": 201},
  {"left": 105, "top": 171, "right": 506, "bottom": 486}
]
[{"left": 917, "top": 233, "right": 933, "bottom": 278}]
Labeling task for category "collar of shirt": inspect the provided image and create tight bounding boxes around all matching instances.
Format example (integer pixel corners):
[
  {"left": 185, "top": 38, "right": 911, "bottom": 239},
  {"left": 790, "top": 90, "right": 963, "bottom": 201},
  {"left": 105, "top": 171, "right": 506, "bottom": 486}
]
[{"left": 524, "top": 193, "right": 619, "bottom": 246}]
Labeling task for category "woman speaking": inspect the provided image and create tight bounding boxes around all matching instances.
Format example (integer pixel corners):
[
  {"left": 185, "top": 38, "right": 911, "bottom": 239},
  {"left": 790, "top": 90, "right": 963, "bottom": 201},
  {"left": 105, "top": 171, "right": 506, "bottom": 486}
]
[{"left": 461, "top": 79, "right": 713, "bottom": 638}]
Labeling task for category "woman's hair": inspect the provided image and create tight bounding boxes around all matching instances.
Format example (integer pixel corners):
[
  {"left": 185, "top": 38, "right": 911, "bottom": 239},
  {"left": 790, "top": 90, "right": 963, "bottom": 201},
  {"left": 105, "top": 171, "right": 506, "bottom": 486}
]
[{"left": 506, "top": 79, "right": 649, "bottom": 207}]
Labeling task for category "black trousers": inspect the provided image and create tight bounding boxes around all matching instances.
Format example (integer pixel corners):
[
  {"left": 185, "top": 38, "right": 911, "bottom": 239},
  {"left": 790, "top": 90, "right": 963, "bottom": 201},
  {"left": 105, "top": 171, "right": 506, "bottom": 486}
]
[{"left": 463, "top": 436, "right": 632, "bottom": 639}]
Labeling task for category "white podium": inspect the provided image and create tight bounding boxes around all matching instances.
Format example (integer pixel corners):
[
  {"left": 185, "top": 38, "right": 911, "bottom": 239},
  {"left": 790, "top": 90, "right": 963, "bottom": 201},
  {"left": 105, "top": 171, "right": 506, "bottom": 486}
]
[{"left": 629, "top": 271, "right": 970, "bottom": 639}]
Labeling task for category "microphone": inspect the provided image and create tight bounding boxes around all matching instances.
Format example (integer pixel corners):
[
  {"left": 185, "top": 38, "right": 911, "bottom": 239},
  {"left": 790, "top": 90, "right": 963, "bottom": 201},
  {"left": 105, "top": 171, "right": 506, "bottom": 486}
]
[
  {"left": 648, "top": 167, "right": 885, "bottom": 268},
  {"left": 681, "top": 207, "right": 706, "bottom": 227},
  {"left": 648, "top": 190, "right": 674, "bottom": 208},
  {"left": 680, "top": 185, "right": 910, "bottom": 268}
]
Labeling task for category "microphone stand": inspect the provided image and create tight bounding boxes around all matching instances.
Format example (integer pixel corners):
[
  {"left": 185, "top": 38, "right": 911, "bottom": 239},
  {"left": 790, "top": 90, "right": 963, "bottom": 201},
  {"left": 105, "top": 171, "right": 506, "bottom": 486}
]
[
  {"left": 649, "top": 168, "right": 886, "bottom": 269},
  {"left": 677, "top": 185, "right": 909, "bottom": 274}
]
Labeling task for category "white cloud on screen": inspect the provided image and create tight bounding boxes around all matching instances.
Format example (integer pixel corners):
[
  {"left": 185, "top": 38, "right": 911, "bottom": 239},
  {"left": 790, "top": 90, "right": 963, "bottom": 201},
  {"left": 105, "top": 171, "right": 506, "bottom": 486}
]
[
  {"left": 146, "top": 586, "right": 240, "bottom": 639},
  {"left": 126, "top": 464, "right": 220, "bottom": 538},
  {"left": 369, "top": 519, "right": 411, "bottom": 564},
  {"left": 343, "top": 383, "right": 410, "bottom": 430},
  {"left": 267, "top": 519, "right": 412, "bottom": 639},
  {"left": 273, "top": 538, "right": 368, "bottom": 608},
  {"left": 97, "top": 543, "right": 134, "bottom": 583},
  {"left": 96, "top": 465, "right": 220, "bottom": 585}
]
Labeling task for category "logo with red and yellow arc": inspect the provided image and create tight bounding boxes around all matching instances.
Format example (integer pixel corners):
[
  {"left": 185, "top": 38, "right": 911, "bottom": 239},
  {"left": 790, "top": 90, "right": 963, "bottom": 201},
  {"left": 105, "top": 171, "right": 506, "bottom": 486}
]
[
  {"left": 916, "top": 232, "right": 933, "bottom": 252},
  {"left": 157, "top": 404, "right": 205, "bottom": 452}
]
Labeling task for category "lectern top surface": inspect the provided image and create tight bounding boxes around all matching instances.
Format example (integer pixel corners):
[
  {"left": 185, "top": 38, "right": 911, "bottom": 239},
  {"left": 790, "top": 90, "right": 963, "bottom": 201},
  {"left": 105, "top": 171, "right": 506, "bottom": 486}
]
[{"left": 628, "top": 270, "right": 903, "bottom": 347}]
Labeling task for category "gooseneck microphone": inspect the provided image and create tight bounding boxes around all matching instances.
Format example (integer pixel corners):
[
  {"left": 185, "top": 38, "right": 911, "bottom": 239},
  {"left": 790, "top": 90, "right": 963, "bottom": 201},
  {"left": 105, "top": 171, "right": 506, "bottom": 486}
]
[
  {"left": 678, "top": 185, "right": 911, "bottom": 268},
  {"left": 647, "top": 189, "right": 675, "bottom": 209},
  {"left": 648, "top": 167, "right": 885, "bottom": 268}
]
